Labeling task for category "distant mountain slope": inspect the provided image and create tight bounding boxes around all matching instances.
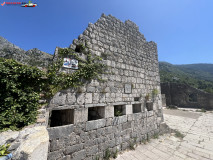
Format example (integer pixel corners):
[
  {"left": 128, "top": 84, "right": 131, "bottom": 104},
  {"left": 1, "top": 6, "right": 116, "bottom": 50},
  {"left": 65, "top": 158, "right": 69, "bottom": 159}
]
[
  {"left": 175, "top": 64, "right": 213, "bottom": 82},
  {"left": 0, "top": 36, "right": 53, "bottom": 67},
  {"left": 159, "top": 62, "right": 213, "bottom": 93}
]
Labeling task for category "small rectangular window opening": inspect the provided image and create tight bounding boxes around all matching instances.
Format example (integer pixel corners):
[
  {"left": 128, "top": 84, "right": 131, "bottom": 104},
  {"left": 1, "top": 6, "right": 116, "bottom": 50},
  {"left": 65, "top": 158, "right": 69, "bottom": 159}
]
[
  {"left": 133, "top": 104, "right": 141, "bottom": 113},
  {"left": 134, "top": 97, "right": 140, "bottom": 101},
  {"left": 146, "top": 102, "right": 153, "bottom": 111},
  {"left": 114, "top": 105, "right": 125, "bottom": 117},
  {"left": 50, "top": 109, "right": 74, "bottom": 127},
  {"left": 88, "top": 106, "right": 105, "bottom": 121}
]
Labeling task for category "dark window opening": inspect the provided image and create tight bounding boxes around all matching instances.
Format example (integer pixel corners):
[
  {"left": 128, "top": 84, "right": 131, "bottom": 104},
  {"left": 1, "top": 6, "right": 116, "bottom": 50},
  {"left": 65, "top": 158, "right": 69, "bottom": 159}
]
[
  {"left": 146, "top": 102, "right": 153, "bottom": 111},
  {"left": 50, "top": 109, "right": 74, "bottom": 127},
  {"left": 134, "top": 97, "right": 140, "bottom": 101},
  {"left": 189, "top": 94, "right": 198, "bottom": 102},
  {"left": 75, "top": 44, "right": 84, "bottom": 53},
  {"left": 114, "top": 105, "right": 125, "bottom": 117},
  {"left": 88, "top": 106, "right": 105, "bottom": 121},
  {"left": 133, "top": 104, "right": 141, "bottom": 113}
]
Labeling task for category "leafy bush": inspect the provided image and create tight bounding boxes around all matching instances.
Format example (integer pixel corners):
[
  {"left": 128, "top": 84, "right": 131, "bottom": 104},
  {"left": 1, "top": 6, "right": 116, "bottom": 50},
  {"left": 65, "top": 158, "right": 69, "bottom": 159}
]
[
  {"left": 45, "top": 47, "right": 106, "bottom": 97},
  {"left": 0, "top": 44, "right": 105, "bottom": 131},
  {"left": 0, "top": 144, "right": 10, "bottom": 157},
  {"left": 0, "top": 58, "right": 45, "bottom": 131},
  {"left": 152, "top": 89, "right": 158, "bottom": 96}
]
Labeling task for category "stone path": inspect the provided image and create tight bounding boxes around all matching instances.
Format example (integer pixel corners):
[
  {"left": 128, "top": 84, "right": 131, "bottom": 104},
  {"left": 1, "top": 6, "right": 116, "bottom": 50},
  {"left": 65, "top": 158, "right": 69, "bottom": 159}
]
[{"left": 116, "top": 109, "right": 213, "bottom": 160}]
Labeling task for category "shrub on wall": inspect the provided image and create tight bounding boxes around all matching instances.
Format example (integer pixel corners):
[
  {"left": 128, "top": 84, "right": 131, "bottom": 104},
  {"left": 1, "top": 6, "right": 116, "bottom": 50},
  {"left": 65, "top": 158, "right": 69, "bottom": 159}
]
[
  {"left": 0, "top": 58, "right": 46, "bottom": 131},
  {"left": 0, "top": 44, "right": 105, "bottom": 131},
  {"left": 45, "top": 46, "right": 106, "bottom": 97}
]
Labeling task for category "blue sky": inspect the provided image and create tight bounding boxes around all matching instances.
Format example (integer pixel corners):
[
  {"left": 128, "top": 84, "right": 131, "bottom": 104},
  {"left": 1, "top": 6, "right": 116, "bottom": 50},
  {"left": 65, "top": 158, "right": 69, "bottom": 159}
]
[{"left": 0, "top": 0, "right": 213, "bottom": 64}]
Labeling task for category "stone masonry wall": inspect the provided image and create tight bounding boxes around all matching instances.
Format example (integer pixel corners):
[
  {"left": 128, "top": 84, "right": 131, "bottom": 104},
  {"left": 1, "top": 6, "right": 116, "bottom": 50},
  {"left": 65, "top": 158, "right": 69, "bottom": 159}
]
[
  {"left": 161, "top": 82, "right": 213, "bottom": 110},
  {"left": 47, "top": 14, "right": 163, "bottom": 160}
]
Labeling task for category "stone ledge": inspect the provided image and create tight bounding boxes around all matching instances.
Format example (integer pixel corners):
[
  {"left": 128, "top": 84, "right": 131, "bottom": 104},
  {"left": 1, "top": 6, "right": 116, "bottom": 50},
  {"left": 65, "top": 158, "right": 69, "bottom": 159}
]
[
  {"left": 85, "top": 103, "right": 106, "bottom": 108},
  {"left": 110, "top": 102, "right": 127, "bottom": 106},
  {"left": 86, "top": 119, "right": 106, "bottom": 131},
  {"left": 112, "top": 115, "right": 127, "bottom": 125},
  {"left": 48, "top": 124, "right": 74, "bottom": 139}
]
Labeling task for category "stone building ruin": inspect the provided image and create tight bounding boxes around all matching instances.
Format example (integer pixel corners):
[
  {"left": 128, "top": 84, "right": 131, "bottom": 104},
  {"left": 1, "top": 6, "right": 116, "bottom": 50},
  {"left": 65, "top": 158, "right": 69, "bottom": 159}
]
[
  {"left": 47, "top": 14, "right": 164, "bottom": 160},
  {"left": 161, "top": 83, "right": 213, "bottom": 110}
]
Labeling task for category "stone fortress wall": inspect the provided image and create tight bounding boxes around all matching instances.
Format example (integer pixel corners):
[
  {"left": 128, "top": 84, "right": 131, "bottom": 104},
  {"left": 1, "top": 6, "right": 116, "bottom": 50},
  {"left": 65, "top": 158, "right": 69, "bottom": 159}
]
[
  {"left": 161, "top": 83, "right": 213, "bottom": 110},
  {"left": 47, "top": 14, "right": 164, "bottom": 160}
]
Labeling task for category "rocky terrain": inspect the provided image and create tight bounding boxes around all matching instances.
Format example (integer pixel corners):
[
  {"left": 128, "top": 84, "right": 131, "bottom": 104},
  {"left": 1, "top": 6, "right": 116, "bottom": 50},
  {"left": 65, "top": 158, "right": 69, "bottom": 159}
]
[{"left": 0, "top": 36, "right": 53, "bottom": 67}]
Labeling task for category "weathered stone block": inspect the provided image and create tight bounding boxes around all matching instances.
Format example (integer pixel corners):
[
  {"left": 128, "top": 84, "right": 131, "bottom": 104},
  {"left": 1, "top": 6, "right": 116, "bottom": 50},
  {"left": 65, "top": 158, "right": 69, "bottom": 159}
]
[
  {"left": 105, "top": 117, "right": 113, "bottom": 126},
  {"left": 76, "top": 93, "right": 85, "bottom": 105},
  {"left": 48, "top": 150, "right": 64, "bottom": 160},
  {"left": 84, "top": 139, "right": 96, "bottom": 148},
  {"left": 72, "top": 150, "right": 86, "bottom": 160},
  {"left": 49, "top": 139, "right": 63, "bottom": 152},
  {"left": 74, "top": 108, "right": 88, "bottom": 123},
  {"left": 86, "top": 119, "right": 106, "bottom": 131},
  {"left": 66, "top": 93, "right": 76, "bottom": 105},
  {"left": 87, "top": 86, "right": 96, "bottom": 93},
  {"left": 64, "top": 144, "right": 84, "bottom": 155},
  {"left": 48, "top": 125, "right": 74, "bottom": 139},
  {"left": 50, "top": 92, "right": 66, "bottom": 105},
  {"left": 125, "top": 105, "right": 133, "bottom": 115},
  {"left": 92, "top": 93, "right": 99, "bottom": 103},
  {"left": 86, "top": 145, "right": 99, "bottom": 156},
  {"left": 105, "top": 106, "right": 114, "bottom": 118},
  {"left": 108, "top": 140, "right": 116, "bottom": 148},
  {"left": 112, "top": 115, "right": 127, "bottom": 125},
  {"left": 85, "top": 93, "right": 92, "bottom": 104},
  {"left": 99, "top": 94, "right": 106, "bottom": 103},
  {"left": 122, "top": 121, "right": 132, "bottom": 130}
]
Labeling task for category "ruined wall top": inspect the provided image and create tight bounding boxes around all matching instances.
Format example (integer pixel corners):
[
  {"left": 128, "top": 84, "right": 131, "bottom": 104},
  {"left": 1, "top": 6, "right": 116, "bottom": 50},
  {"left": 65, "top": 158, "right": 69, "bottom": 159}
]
[
  {"left": 53, "top": 14, "right": 159, "bottom": 73},
  {"left": 68, "top": 13, "right": 157, "bottom": 53},
  {"left": 101, "top": 13, "right": 140, "bottom": 32},
  {"left": 51, "top": 13, "right": 161, "bottom": 109}
]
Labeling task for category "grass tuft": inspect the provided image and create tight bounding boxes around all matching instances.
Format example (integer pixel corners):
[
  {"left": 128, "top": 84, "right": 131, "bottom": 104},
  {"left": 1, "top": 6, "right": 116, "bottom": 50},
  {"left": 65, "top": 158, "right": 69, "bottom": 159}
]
[{"left": 174, "top": 130, "right": 185, "bottom": 139}]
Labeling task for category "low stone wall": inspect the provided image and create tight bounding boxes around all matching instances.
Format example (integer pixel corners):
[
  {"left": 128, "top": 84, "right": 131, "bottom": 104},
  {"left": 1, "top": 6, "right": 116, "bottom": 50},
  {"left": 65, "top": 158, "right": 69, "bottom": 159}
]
[
  {"left": 48, "top": 110, "right": 163, "bottom": 160},
  {"left": 0, "top": 126, "right": 49, "bottom": 160},
  {"left": 161, "top": 83, "right": 213, "bottom": 110}
]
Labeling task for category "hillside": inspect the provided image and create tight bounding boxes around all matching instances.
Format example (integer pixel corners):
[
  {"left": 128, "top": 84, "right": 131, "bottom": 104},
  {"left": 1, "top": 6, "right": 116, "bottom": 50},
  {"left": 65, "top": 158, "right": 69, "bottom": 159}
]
[
  {"left": 175, "top": 64, "right": 213, "bottom": 82},
  {"left": 159, "top": 62, "right": 213, "bottom": 93},
  {"left": 0, "top": 36, "right": 53, "bottom": 67}
]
